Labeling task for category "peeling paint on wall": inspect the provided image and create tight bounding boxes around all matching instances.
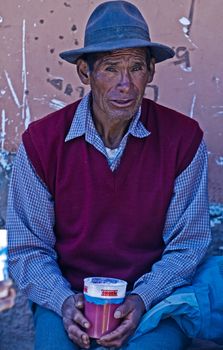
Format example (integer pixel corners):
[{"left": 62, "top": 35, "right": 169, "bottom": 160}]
[
  {"left": 216, "top": 157, "right": 223, "bottom": 166},
  {"left": 178, "top": 0, "right": 198, "bottom": 49},
  {"left": 189, "top": 94, "right": 196, "bottom": 118},
  {"left": 210, "top": 202, "right": 223, "bottom": 228},
  {"left": 49, "top": 98, "right": 66, "bottom": 110},
  {"left": 1, "top": 110, "right": 7, "bottom": 151}
]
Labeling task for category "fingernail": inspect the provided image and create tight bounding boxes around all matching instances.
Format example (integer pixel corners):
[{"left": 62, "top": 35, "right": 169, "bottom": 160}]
[
  {"left": 114, "top": 310, "right": 121, "bottom": 318},
  {"left": 83, "top": 321, "right": 90, "bottom": 329}
]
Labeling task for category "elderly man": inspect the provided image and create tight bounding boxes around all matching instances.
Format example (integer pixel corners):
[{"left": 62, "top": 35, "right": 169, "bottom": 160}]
[{"left": 7, "top": 1, "right": 211, "bottom": 349}]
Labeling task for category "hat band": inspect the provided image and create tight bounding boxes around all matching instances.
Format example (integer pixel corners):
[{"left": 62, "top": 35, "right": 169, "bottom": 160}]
[{"left": 85, "top": 26, "right": 151, "bottom": 46}]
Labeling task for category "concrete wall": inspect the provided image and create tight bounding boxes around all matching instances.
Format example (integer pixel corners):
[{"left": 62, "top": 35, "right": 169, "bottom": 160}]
[{"left": 0, "top": 1, "right": 223, "bottom": 349}]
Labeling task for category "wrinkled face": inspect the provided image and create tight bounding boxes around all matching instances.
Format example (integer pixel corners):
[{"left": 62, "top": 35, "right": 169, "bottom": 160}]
[{"left": 89, "top": 48, "right": 154, "bottom": 122}]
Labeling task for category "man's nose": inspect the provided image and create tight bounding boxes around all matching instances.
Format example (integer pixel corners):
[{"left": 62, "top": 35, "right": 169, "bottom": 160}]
[{"left": 117, "top": 70, "right": 132, "bottom": 93}]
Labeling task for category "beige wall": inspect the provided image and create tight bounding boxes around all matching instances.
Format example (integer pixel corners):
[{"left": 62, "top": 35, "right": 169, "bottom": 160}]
[{"left": 0, "top": 0, "right": 223, "bottom": 206}]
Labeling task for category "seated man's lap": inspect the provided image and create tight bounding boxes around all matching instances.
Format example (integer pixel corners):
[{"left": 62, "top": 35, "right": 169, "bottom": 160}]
[
  {"left": 32, "top": 303, "right": 78, "bottom": 350},
  {"left": 32, "top": 304, "right": 191, "bottom": 350},
  {"left": 124, "top": 318, "right": 191, "bottom": 350}
]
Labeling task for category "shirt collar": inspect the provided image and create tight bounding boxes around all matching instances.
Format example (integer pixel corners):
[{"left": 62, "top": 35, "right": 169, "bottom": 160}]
[{"left": 65, "top": 92, "right": 150, "bottom": 142}]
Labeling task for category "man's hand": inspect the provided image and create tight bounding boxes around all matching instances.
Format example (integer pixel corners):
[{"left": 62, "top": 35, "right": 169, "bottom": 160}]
[
  {"left": 62, "top": 293, "right": 91, "bottom": 349},
  {"left": 0, "top": 279, "right": 16, "bottom": 312},
  {"left": 97, "top": 294, "right": 145, "bottom": 348}
]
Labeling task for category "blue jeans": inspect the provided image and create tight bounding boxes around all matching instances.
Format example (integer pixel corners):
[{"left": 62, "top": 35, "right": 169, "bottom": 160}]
[{"left": 32, "top": 304, "right": 191, "bottom": 350}]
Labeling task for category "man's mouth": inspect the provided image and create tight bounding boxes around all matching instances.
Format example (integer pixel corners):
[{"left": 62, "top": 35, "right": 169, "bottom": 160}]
[{"left": 110, "top": 99, "right": 134, "bottom": 107}]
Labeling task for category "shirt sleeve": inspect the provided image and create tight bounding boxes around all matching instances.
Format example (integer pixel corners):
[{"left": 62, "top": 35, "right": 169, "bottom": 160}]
[
  {"left": 6, "top": 143, "right": 74, "bottom": 316},
  {"left": 132, "top": 139, "right": 212, "bottom": 310}
]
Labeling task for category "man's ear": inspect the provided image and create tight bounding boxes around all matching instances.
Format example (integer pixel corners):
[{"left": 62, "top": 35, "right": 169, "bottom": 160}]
[
  {"left": 147, "top": 57, "right": 155, "bottom": 83},
  {"left": 76, "top": 59, "right": 90, "bottom": 85}
]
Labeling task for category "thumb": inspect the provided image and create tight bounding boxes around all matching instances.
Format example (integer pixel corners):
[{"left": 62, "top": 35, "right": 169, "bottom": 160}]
[{"left": 114, "top": 300, "right": 131, "bottom": 319}]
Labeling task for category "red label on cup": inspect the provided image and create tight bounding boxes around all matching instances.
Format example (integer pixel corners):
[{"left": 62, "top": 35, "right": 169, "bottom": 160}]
[{"left": 101, "top": 289, "right": 118, "bottom": 297}]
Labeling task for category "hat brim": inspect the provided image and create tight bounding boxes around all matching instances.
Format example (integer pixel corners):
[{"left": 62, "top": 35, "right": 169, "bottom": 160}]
[{"left": 59, "top": 39, "right": 175, "bottom": 64}]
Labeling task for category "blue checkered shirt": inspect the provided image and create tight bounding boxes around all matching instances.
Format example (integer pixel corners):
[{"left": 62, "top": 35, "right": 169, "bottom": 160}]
[{"left": 6, "top": 93, "right": 212, "bottom": 316}]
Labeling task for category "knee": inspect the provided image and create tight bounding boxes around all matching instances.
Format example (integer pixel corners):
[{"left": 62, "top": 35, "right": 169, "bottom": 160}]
[{"left": 126, "top": 318, "right": 191, "bottom": 350}]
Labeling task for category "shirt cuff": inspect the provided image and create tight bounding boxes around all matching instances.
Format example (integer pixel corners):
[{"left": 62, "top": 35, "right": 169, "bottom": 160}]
[
  {"left": 130, "top": 281, "right": 162, "bottom": 311},
  {"left": 49, "top": 287, "right": 75, "bottom": 316}
]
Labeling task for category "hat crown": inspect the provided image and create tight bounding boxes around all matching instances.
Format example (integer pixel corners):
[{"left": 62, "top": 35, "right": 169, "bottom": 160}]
[
  {"left": 84, "top": 1, "right": 150, "bottom": 46},
  {"left": 59, "top": 0, "right": 175, "bottom": 65}
]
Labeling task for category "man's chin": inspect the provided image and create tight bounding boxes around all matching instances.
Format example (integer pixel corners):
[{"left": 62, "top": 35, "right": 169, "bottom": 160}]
[
  {"left": 106, "top": 104, "right": 139, "bottom": 121},
  {"left": 107, "top": 111, "right": 136, "bottom": 122}
]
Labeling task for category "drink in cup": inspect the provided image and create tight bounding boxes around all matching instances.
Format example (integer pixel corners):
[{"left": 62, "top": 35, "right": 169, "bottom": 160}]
[{"left": 83, "top": 277, "right": 127, "bottom": 339}]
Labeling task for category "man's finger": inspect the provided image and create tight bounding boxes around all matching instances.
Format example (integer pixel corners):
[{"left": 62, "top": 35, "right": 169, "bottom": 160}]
[
  {"left": 0, "top": 279, "right": 13, "bottom": 298},
  {"left": 8, "top": 288, "right": 16, "bottom": 302},
  {"left": 99, "top": 319, "right": 130, "bottom": 342},
  {"left": 0, "top": 290, "right": 16, "bottom": 312},
  {"left": 67, "top": 323, "right": 90, "bottom": 349},
  {"left": 0, "top": 279, "right": 13, "bottom": 288},
  {"left": 72, "top": 308, "right": 90, "bottom": 329},
  {"left": 62, "top": 316, "right": 73, "bottom": 332},
  {"left": 74, "top": 293, "right": 84, "bottom": 309}
]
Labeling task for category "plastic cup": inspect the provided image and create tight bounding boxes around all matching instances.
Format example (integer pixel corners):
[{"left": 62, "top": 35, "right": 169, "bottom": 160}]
[{"left": 83, "top": 277, "right": 127, "bottom": 339}]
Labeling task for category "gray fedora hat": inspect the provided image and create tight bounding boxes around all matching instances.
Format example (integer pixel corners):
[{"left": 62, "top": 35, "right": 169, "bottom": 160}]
[{"left": 59, "top": 0, "right": 175, "bottom": 64}]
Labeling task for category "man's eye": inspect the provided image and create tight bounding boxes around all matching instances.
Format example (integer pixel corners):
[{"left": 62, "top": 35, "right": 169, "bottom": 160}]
[
  {"left": 105, "top": 66, "right": 116, "bottom": 72},
  {"left": 131, "top": 65, "right": 143, "bottom": 71}
]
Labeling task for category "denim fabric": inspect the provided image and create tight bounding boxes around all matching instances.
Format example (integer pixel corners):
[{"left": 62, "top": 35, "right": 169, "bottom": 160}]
[
  {"left": 124, "top": 318, "right": 191, "bottom": 350},
  {"left": 33, "top": 303, "right": 77, "bottom": 350},
  {"left": 32, "top": 304, "right": 191, "bottom": 350}
]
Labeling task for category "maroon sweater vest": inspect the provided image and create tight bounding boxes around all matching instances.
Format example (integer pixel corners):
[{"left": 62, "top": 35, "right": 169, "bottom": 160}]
[{"left": 22, "top": 98, "right": 203, "bottom": 291}]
